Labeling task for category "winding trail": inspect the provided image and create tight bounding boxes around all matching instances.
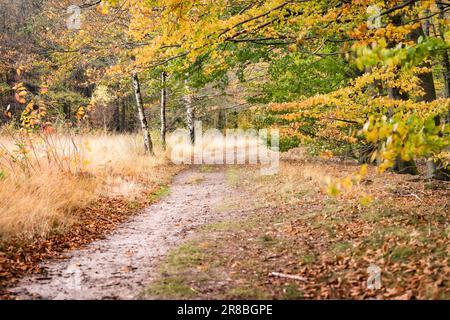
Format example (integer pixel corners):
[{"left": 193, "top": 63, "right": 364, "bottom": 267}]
[{"left": 10, "top": 168, "right": 235, "bottom": 300}]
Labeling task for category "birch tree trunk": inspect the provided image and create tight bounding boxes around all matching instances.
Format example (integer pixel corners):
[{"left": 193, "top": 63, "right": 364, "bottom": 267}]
[
  {"left": 132, "top": 72, "right": 154, "bottom": 155},
  {"left": 160, "top": 71, "right": 167, "bottom": 149},
  {"left": 184, "top": 77, "right": 195, "bottom": 144}
]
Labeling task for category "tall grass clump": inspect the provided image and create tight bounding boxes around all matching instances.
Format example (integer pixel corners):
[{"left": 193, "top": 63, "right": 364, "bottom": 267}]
[{"left": 0, "top": 126, "right": 168, "bottom": 241}]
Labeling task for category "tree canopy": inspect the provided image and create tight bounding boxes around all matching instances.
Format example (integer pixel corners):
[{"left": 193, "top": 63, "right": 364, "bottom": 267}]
[{"left": 0, "top": 0, "right": 449, "bottom": 178}]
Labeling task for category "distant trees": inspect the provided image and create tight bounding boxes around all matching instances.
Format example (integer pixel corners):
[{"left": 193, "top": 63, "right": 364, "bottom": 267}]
[{"left": 0, "top": 0, "right": 43, "bottom": 122}]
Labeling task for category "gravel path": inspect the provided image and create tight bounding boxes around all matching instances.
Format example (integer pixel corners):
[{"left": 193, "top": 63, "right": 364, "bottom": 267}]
[{"left": 10, "top": 168, "right": 235, "bottom": 300}]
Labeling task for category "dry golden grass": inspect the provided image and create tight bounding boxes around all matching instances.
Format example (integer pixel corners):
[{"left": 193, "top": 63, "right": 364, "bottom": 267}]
[
  {"left": 0, "top": 130, "right": 269, "bottom": 241},
  {"left": 0, "top": 172, "right": 97, "bottom": 240},
  {"left": 0, "top": 132, "right": 172, "bottom": 240}
]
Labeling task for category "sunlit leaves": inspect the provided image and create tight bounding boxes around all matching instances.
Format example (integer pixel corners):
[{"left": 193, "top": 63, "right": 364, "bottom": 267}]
[
  {"left": 12, "top": 83, "right": 28, "bottom": 104},
  {"left": 354, "top": 35, "right": 449, "bottom": 71},
  {"left": 361, "top": 103, "right": 450, "bottom": 170}
]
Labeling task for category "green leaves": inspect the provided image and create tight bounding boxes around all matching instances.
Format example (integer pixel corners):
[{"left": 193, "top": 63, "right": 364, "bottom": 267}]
[
  {"left": 362, "top": 108, "right": 450, "bottom": 172},
  {"left": 354, "top": 36, "right": 448, "bottom": 71},
  {"left": 257, "top": 51, "right": 351, "bottom": 104}
]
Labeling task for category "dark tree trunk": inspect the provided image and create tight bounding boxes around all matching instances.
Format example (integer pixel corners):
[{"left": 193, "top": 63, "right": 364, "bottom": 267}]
[
  {"left": 384, "top": 11, "right": 430, "bottom": 176},
  {"left": 440, "top": 49, "right": 450, "bottom": 100},
  {"left": 410, "top": 18, "right": 449, "bottom": 180},
  {"left": 429, "top": 3, "right": 450, "bottom": 180},
  {"left": 387, "top": 85, "right": 419, "bottom": 174},
  {"left": 392, "top": 157, "right": 418, "bottom": 175},
  {"left": 437, "top": 3, "right": 450, "bottom": 99},
  {"left": 217, "top": 108, "right": 226, "bottom": 131},
  {"left": 113, "top": 98, "right": 120, "bottom": 132},
  {"left": 121, "top": 98, "right": 126, "bottom": 132},
  {"left": 63, "top": 103, "right": 71, "bottom": 120},
  {"left": 408, "top": 26, "right": 437, "bottom": 102},
  {"left": 233, "top": 109, "right": 239, "bottom": 129}
]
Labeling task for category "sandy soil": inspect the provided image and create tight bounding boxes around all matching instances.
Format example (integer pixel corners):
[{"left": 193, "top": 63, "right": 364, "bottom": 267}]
[{"left": 9, "top": 168, "right": 236, "bottom": 300}]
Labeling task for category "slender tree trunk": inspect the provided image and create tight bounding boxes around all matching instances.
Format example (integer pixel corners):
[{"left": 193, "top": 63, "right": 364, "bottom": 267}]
[
  {"left": 121, "top": 98, "right": 126, "bottom": 132},
  {"left": 63, "top": 103, "right": 71, "bottom": 121},
  {"left": 132, "top": 72, "right": 154, "bottom": 155},
  {"left": 233, "top": 109, "right": 239, "bottom": 129},
  {"left": 437, "top": 3, "right": 450, "bottom": 99},
  {"left": 102, "top": 108, "right": 107, "bottom": 134},
  {"left": 440, "top": 50, "right": 450, "bottom": 100},
  {"left": 114, "top": 98, "right": 120, "bottom": 132},
  {"left": 184, "top": 77, "right": 195, "bottom": 144},
  {"left": 217, "top": 108, "right": 226, "bottom": 131},
  {"left": 160, "top": 71, "right": 167, "bottom": 149},
  {"left": 419, "top": 64, "right": 441, "bottom": 179},
  {"left": 423, "top": 9, "right": 431, "bottom": 38}
]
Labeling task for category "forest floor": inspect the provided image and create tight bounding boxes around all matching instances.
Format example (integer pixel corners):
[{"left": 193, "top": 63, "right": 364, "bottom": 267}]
[
  {"left": 144, "top": 156, "right": 449, "bottom": 300},
  {"left": 6, "top": 168, "right": 241, "bottom": 299},
  {"left": 3, "top": 152, "right": 450, "bottom": 300}
]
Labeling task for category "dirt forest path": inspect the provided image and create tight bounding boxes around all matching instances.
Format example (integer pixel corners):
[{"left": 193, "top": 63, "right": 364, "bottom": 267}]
[{"left": 10, "top": 168, "right": 237, "bottom": 300}]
